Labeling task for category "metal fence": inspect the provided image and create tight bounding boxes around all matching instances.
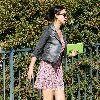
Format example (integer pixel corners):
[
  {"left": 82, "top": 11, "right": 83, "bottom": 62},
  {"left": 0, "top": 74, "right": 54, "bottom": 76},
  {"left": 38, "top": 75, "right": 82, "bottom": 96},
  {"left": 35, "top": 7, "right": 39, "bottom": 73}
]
[{"left": 0, "top": 43, "right": 100, "bottom": 100}]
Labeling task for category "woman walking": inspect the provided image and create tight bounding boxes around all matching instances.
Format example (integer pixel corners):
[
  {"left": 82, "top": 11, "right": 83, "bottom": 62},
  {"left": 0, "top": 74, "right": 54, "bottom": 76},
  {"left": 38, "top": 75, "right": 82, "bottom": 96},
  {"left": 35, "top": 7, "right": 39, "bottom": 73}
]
[{"left": 28, "top": 5, "right": 76, "bottom": 100}]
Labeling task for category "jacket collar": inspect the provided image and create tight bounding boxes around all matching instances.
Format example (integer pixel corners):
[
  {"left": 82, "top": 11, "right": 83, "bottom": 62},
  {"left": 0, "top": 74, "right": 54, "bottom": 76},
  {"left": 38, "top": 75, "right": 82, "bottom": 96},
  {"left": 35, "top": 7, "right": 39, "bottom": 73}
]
[
  {"left": 50, "top": 24, "right": 57, "bottom": 32},
  {"left": 50, "top": 24, "right": 61, "bottom": 42},
  {"left": 49, "top": 24, "right": 66, "bottom": 43}
]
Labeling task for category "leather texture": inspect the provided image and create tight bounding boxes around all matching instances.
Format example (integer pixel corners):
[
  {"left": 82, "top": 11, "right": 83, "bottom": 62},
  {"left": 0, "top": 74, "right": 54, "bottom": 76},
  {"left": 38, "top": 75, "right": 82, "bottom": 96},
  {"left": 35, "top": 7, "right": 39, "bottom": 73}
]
[{"left": 32, "top": 24, "right": 67, "bottom": 66}]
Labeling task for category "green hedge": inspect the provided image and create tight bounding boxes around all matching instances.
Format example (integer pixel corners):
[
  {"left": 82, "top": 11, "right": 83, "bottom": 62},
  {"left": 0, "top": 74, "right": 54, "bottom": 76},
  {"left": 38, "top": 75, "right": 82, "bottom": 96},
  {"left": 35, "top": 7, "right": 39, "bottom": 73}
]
[
  {"left": 0, "top": 0, "right": 99, "bottom": 49},
  {"left": 0, "top": 0, "right": 100, "bottom": 99}
]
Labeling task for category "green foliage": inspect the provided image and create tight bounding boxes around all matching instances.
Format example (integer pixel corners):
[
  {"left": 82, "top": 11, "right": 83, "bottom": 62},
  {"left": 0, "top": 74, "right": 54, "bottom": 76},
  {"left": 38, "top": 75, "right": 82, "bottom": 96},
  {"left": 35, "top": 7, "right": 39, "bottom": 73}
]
[
  {"left": 64, "top": 55, "right": 100, "bottom": 99},
  {"left": 0, "top": 0, "right": 100, "bottom": 99},
  {"left": 0, "top": 0, "right": 99, "bottom": 48}
]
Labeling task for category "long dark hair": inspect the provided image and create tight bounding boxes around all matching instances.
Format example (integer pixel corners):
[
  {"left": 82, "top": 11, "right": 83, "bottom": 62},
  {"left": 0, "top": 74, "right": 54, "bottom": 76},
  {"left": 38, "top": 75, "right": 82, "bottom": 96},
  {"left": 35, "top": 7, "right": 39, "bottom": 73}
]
[{"left": 45, "top": 5, "right": 65, "bottom": 21}]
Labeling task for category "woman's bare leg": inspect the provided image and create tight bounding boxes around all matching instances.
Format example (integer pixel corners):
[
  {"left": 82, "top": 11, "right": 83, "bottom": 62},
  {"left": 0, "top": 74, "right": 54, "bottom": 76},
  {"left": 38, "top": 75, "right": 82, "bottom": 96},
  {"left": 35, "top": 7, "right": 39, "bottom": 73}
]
[
  {"left": 55, "top": 89, "right": 65, "bottom": 100},
  {"left": 42, "top": 89, "right": 54, "bottom": 100}
]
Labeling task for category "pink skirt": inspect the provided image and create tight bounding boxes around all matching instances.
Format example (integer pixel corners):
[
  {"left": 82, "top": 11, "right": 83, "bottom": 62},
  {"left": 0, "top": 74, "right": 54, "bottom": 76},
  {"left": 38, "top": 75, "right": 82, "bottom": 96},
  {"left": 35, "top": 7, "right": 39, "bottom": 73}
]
[{"left": 34, "top": 60, "right": 64, "bottom": 90}]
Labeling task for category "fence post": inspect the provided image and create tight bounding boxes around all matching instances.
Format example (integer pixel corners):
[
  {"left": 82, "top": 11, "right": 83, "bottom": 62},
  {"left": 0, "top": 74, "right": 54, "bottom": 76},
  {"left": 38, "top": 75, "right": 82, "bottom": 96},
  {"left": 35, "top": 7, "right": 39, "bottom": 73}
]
[
  {"left": 84, "top": 47, "right": 87, "bottom": 100},
  {"left": 71, "top": 57, "right": 74, "bottom": 100},
  {"left": 0, "top": 48, "right": 6, "bottom": 100},
  {"left": 9, "top": 48, "right": 14, "bottom": 100},
  {"left": 88, "top": 46, "right": 92, "bottom": 100},
  {"left": 77, "top": 74, "right": 80, "bottom": 100},
  {"left": 96, "top": 44, "right": 99, "bottom": 80},
  {"left": 2, "top": 50, "right": 6, "bottom": 100},
  {"left": 77, "top": 54, "right": 80, "bottom": 100}
]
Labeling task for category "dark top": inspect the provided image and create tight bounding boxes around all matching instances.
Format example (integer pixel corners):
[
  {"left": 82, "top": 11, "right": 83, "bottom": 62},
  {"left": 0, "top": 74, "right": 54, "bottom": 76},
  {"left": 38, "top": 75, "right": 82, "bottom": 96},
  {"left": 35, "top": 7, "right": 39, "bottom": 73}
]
[{"left": 32, "top": 24, "right": 67, "bottom": 66}]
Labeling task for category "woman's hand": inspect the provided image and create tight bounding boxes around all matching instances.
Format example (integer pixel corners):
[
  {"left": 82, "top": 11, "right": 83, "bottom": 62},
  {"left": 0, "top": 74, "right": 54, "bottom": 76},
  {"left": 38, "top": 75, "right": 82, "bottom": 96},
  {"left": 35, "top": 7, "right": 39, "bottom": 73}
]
[
  {"left": 27, "top": 66, "right": 34, "bottom": 81},
  {"left": 27, "top": 56, "right": 37, "bottom": 81},
  {"left": 69, "top": 49, "right": 77, "bottom": 57}
]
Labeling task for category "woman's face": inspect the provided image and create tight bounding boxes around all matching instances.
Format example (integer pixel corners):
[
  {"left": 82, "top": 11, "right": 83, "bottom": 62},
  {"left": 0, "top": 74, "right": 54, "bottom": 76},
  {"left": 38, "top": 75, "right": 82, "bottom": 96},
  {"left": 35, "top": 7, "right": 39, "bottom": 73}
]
[{"left": 55, "top": 9, "right": 67, "bottom": 25}]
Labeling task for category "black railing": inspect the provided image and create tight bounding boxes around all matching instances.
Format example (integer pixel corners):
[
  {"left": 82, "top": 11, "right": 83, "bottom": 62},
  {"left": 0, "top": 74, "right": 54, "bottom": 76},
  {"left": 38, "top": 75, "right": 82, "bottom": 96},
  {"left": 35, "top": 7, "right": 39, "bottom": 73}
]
[{"left": 0, "top": 43, "right": 100, "bottom": 100}]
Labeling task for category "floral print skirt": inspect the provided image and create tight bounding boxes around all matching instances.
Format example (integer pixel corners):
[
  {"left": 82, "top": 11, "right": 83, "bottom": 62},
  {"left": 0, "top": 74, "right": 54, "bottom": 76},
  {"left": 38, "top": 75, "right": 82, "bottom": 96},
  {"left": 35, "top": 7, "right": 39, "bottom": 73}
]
[{"left": 34, "top": 59, "right": 64, "bottom": 90}]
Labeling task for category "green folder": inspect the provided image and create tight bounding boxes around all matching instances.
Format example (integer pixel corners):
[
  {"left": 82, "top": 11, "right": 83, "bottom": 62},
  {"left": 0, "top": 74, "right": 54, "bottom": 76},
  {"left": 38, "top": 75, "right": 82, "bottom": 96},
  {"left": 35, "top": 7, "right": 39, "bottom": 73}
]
[{"left": 67, "top": 43, "right": 83, "bottom": 55}]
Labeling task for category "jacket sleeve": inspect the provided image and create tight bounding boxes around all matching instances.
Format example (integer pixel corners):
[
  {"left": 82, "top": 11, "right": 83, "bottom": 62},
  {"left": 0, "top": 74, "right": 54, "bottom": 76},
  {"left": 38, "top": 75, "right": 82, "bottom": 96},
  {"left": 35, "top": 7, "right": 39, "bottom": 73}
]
[{"left": 32, "top": 27, "right": 50, "bottom": 58}]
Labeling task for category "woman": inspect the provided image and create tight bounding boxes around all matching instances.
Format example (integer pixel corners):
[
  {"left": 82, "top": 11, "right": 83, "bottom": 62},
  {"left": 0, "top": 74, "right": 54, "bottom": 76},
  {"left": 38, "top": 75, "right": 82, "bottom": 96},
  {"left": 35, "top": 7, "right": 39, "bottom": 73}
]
[{"left": 28, "top": 5, "right": 76, "bottom": 100}]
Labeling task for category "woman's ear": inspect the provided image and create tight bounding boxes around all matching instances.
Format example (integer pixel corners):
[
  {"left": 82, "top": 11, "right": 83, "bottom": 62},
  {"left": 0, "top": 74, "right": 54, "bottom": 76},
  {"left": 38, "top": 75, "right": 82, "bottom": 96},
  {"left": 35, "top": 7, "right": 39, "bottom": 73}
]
[{"left": 55, "top": 14, "right": 59, "bottom": 19}]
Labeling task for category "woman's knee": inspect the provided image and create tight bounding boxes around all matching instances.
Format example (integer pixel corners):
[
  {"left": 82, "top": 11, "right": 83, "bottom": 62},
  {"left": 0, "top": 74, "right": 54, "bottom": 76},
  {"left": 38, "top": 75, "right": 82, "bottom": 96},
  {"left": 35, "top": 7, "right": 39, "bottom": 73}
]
[
  {"left": 42, "top": 89, "right": 54, "bottom": 100},
  {"left": 55, "top": 89, "right": 65, "bottom": 100}
]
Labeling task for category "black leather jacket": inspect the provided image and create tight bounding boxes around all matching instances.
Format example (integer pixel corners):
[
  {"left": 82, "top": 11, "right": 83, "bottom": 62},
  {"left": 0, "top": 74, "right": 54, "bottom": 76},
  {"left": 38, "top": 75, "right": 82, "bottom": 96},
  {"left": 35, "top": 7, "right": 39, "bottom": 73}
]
[{"left": 32, "top": 24, "right": 67, "bottom": 66}]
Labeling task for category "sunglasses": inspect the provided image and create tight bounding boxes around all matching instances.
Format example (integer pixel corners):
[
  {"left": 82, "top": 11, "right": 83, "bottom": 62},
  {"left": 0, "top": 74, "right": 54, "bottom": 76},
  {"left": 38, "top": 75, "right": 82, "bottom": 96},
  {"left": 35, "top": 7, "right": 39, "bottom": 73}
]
[{"left": 57, "top": 13, "right": 67, "bottom": 17}]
